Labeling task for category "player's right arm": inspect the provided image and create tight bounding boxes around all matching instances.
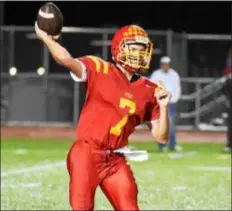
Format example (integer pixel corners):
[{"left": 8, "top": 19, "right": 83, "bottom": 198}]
[
  {"left": 34, "top": 21, "right": 83, "bottom": 79},
  {"left": 144, "top": 81, "right": 171, "bottom": 144}
]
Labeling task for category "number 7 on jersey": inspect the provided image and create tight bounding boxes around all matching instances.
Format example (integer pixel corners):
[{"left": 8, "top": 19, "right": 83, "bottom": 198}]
[{"left": 110, "top": 98, "right": 136, "bottom": 136}]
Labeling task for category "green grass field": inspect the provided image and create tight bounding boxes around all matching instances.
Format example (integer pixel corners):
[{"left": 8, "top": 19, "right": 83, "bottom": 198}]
[{"left": 1, "top": 137, "right": 231, "bottom": 210}]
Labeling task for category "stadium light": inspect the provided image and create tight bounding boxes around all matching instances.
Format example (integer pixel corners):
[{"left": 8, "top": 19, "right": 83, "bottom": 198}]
[
  {"left": 9, "top": 67, "right": 17, "bottom": 76},
  {"left": 37, "top": 67, "right": 46, "bottom": 75}
]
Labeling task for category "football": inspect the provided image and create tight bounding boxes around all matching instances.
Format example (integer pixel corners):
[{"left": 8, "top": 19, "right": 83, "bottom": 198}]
[{"left": 36, "top": 2, "right": 63, "bottom": 37}]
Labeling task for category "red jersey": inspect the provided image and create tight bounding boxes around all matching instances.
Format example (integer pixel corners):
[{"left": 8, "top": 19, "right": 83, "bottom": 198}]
[{"left": 72, "top": 56, "right": 160, "bottom": 149}]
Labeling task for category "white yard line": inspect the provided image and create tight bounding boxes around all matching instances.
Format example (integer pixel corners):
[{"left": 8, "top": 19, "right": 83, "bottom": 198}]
[
  {"left": 1, "top": 182, "right": 41, "bottom": 188},
  {"left": 14, "top": 148, "right": 28, "bottom": 155},
  {"left": 191, "top": 166, "right": 231, "bottom": 172},
  {"left": 168, "top": 151, "right": 198, "bottom": 159},
  {"left": 172, "top": 185, "right": 187, "bottom": 191},
  {"left": 217, "top": 155, "right": 231, "bottom": 160},
  {"left": 1, "top": 161, "right": 65, "bottom": 177}
]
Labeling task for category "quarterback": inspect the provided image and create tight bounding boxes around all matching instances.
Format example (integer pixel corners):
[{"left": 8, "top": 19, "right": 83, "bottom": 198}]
[{"left": 35, "top": 23, "right": 171, "bottom": 210}]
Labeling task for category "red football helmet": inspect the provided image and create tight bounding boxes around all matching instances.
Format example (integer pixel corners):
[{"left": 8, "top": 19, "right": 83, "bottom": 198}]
[{"left": 111, "top": 25, "right": 153, "bottom": 73}]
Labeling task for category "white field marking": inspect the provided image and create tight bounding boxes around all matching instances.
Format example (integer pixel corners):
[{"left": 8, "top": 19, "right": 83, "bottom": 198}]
[
  {"left": 14, "top": 148, "right": 28, "bottom": 155},
  {"left": 3, "top": 149, "right": 64, "bottom": 154},
  {"left": 1, "top": 182, "right": 41, "bottom": 188},
  {"left": 168, "top": 151, "right": 198, "bottom": 160},
  {"left": 191, "top": 166, "right": 231, "bottom": 172},
  {"left": 38, "top": 9, "right": 54, "bottom": 19},
  {"left": 217, "top": 154, "right": 231, "bottom": 160},
  {"left": 1, "top": 161, "right": 65, "bottom": 177},
  {"left": 172, "top": 185, "right": 187, "bottom": 191}
]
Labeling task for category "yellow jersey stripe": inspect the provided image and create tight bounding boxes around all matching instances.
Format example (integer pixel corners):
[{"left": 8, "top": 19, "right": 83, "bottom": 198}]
[
  {"left": 103, "top": 61, "right": 109, "bottom": 74},
  {"left": 87, "top": 56, "right": 101, "bottom": 72}
]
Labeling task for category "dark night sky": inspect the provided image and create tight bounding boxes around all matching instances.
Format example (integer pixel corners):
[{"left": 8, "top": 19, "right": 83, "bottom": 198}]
[{"left": 2, "top": 1, "right": 232, "bottom": 34}]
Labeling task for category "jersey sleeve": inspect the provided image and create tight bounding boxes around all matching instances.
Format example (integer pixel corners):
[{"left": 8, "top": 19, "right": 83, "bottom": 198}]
[
  {"left": 70, "top": 60, "right": 87, "bottom": 82},
  {"left": 70, "top": 55, "right": 109, "bottom": 85},
  {"left": 142, "top": 80, "right": 160, "bottom": 123}
]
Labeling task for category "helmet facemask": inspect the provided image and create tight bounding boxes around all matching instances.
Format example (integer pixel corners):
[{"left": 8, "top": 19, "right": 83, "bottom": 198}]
[{"left": 116, "top": 36, "right": 153, "bottom": 72}]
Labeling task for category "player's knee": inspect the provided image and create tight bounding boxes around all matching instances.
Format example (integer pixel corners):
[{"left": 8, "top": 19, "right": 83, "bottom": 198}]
[
  {"left": 70, "top": 194, "right": 94, "bottom": 211},
  {"left": 70, "top": 202, "right": 94, "bottom": 211},
  {"left": 117, "top": 200, "right": 139, "bottom": 210},
  {"left": 116, "top": 183, "right": 139, "bottom": 210}
]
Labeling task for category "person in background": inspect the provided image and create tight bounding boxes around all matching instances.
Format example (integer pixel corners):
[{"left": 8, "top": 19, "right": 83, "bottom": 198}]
[
  {"left": 150, "top": 56, "right": 182, "bottom": 152},
  {"left": 222, "top": 48, "right": 232, "bottom": 152}
]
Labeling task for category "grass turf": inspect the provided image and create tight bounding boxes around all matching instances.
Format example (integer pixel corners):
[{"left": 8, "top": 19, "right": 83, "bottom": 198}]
[{"left": 1, "top": 137, "right": 231, "bottom": 210}]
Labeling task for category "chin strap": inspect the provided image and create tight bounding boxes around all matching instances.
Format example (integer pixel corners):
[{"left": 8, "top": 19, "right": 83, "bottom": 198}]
[{"left": 116, "top": 62, "right": 140, "bottom": 74}]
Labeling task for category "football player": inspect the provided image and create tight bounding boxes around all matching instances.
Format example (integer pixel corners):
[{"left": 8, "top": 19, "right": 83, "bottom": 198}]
[{"left": 35, "top": 22, "right": 171, "bottom": 210}]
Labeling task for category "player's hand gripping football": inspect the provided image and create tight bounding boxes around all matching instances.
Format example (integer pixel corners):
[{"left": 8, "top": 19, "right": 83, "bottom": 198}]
[
  {"left": 155, "top": 81, "right": 172, "bottom": 107},
  {"left": 34, "top": 21, "right": 60, "bottom": 41}
]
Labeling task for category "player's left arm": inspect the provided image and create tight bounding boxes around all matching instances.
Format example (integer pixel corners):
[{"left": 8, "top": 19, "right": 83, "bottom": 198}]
[
  {"left": 147, "top": 81, "right": 172, "bottom": 143},
  {"left": 150, "top": 108, "right": 169, "bottom": 144}
]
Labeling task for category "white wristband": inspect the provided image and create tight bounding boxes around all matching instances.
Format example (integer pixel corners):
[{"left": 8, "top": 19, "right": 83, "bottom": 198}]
[{"left": 70, "top": 60, "right": 87, "bottom": 82}]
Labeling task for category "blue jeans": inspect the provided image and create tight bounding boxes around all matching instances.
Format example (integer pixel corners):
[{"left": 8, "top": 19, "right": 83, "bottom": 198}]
[{"left": 158, "top": 103, "right": 176, "bottom": 150}]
